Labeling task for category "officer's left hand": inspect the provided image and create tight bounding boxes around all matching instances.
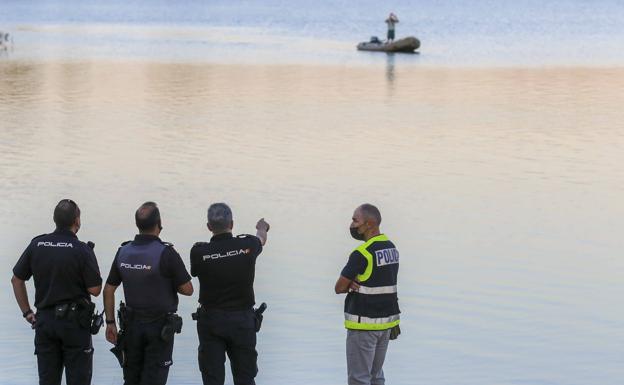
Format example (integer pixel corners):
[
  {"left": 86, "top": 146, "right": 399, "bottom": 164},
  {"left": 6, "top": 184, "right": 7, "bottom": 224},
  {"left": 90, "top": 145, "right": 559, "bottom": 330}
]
[
  {"left": 349, "top": 281, "right": 361, "bottom": 292},
  {"left": 106, "top": 324, "right": 118, "bottom": 344}
]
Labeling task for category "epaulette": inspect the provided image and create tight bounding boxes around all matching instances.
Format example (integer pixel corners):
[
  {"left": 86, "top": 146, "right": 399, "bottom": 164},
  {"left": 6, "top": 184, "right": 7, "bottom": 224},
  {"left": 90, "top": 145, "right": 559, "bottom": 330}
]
[
  {"left": 161, "top": 241, "right": 174, "bottom": 247},
  {"left": 121, "top": 240, "right": 132, "bottom": 246},
  {"left": 31, "top": 233, "right": 47, "bottom": 241},
  {"left": 236, "top": 234, "right": 252, "bottom": 239},
  {"left": 193, "top": 241, "right": 209, "bottom": 247}
]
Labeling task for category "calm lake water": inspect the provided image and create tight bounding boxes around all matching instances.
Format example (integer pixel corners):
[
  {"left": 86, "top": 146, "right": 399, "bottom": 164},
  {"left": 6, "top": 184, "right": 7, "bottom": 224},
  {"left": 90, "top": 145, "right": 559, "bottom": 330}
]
[
  {"left": 1, "top": 1, "right": 624, "bottom": 385},
  {"left": 1, "top": 61, "right": 623, "bottom": 385}
]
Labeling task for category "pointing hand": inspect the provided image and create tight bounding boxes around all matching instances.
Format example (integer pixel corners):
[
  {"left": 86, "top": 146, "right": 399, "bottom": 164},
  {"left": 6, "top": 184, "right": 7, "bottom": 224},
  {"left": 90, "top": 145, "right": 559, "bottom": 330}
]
[{"left": 256, "top": 218, "right": 270, "bottom": 232}]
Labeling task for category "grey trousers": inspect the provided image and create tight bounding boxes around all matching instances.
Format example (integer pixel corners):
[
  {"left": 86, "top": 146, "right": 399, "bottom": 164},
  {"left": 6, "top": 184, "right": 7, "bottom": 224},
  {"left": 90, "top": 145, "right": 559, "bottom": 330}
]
[{"left": 346, "top": 329, "right": 390, "bottom": 385}]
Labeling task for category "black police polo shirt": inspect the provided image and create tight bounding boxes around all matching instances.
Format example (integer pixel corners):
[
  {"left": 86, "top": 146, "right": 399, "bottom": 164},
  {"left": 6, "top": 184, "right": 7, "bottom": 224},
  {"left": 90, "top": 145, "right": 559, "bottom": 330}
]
[
  {"left": 190, "top": 233, "right": 263, "bottom": 311},
  {"left": 13, "top": 229, "right": 102, "bottom": 310}
]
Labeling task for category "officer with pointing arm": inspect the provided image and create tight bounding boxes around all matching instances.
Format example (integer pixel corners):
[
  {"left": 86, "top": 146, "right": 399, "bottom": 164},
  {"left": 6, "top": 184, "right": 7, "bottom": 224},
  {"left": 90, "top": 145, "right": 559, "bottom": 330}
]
[{"left": 190, "top": 203, "right": 269, "bottom": 385}]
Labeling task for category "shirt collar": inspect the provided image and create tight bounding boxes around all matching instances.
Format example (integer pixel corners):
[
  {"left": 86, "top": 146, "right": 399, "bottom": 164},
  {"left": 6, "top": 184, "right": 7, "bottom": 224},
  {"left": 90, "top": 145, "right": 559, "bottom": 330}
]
[
  {"left": 53, "top": 228, "right": 78, "bottom": 238},
  {"left": 211, "top": 232, "right": 234, "bottom": 242},
  {"left": 134, "top": 234, "right": 161, "bottom": 243}
]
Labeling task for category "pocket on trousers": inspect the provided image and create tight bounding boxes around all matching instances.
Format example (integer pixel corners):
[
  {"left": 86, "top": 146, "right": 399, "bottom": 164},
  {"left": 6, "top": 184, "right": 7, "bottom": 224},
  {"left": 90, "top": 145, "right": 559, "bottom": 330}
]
[{"left": 237, "top": 311, "right": 256, "bottom": 330}]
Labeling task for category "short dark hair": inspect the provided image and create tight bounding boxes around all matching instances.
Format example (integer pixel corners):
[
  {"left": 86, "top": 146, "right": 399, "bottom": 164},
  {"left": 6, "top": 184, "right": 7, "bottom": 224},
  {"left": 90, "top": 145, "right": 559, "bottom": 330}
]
[
  {"left": 135, "top": 201, "right": 161, "bottom": 231},
  {"left": 53, "top": 199, "right": 80, "bottom": 229},
  {"left": 359, "top": 203, "right": 382, "bottom": 225}
]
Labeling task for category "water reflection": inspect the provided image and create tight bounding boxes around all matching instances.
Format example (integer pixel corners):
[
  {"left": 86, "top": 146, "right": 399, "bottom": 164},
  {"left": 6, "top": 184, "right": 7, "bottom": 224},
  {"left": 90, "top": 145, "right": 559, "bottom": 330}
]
[
  {"left": 1, "top": 61, "right": 624, "bottom": 385},
  {"left": 385, "top": 53, "right": 395, "bottom": 85}
]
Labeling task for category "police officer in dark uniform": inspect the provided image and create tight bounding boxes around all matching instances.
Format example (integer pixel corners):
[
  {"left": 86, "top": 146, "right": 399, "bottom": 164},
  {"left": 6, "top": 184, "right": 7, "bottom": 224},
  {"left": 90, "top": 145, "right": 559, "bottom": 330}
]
[
  {"left": 103, "top": 201, "right": 193, "bottom": 385},
  {"left": 190, "top": 202, "right": 269, "bottom": 385},
  {"left": 11, "top": 199, "right": 103, "bottom": 385}
]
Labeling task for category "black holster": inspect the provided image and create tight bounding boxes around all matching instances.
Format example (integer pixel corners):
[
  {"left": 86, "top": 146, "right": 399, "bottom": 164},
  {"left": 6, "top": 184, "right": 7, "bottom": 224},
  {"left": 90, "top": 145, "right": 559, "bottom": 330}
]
[
  {"left": 78, "top": 301, "right": 95, "bottom": 329},
  {"left": 110, "top": 301, "right": 128, "bottom": 367},
  {"left": 254, "top": 302, "right": 267, "bottom": 332},
  {"left": 161, "top": 313, "right": 183, "bottom": 342},
  {"left": 110, "top": 332, "right": 126, "bottom": 367}
]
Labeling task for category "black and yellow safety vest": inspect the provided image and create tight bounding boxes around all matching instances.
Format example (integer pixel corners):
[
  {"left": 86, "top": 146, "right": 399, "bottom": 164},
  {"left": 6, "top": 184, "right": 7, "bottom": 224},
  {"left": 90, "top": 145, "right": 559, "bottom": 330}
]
[{"left": 344, "top": 234, "right": 400, "bottom": 330}]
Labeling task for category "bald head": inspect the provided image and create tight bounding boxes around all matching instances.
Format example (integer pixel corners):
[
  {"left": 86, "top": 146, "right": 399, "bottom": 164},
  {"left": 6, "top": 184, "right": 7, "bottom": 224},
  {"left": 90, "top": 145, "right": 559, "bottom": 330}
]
[{"left": 135, "top": 201, "right": 162, "bottom": 232}]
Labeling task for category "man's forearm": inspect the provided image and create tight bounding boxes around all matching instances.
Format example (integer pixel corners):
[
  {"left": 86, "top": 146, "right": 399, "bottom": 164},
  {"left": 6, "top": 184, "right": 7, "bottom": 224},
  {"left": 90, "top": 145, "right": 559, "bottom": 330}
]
[
  {"left": 103, "top": 284, "right": 117, "bottom": 322},
  {"left": 11, "top": 275, "right": 31, "bottom": 313},
  {"left": 256, "top": 229, "right": 268, "bottom": 245}
]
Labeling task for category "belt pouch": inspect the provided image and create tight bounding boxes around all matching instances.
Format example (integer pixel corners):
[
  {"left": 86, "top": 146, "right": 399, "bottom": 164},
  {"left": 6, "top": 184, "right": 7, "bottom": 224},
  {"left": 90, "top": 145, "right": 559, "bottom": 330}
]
[
  {"left": 55, "top": 303, "right": 69, "bottom": 319},
  {"left": 161, "top": 314, "right": 183, "bottom": 342}
]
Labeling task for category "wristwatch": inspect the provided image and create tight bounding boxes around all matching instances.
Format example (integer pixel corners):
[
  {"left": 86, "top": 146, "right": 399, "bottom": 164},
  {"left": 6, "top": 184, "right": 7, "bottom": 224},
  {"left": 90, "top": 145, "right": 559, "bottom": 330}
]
[
  {"left": 23, "top": 309, "right": 33, "bottom": 318},
  {"left": 105, "top": 319, "right": 116, "bottom": 325}
]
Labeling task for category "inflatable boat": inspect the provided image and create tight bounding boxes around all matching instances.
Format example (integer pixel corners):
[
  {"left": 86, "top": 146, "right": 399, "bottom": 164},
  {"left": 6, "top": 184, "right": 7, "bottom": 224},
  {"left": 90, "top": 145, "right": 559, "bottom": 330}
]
[{"left": 357, "top": 36, "right": 420, "bottom": 53}]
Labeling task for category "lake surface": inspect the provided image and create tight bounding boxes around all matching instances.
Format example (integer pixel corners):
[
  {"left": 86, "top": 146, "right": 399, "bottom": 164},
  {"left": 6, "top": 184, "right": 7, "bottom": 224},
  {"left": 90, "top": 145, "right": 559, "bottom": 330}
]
[
  {"left": 2, "top": 0, "right": 624, "bottom": 66},
  {"left": 1, "top": 61, "right": 623, "bottom": 385},
  {"left": 1, "top": 1, "right": 624, "bottom": 385}
]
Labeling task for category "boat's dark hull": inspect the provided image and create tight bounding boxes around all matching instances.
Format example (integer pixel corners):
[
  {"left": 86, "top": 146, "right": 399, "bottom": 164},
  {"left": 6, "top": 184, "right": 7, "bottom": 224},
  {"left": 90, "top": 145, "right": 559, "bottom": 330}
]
[{"left": 357, "top": 37, "right": 420, "bottom": 53}]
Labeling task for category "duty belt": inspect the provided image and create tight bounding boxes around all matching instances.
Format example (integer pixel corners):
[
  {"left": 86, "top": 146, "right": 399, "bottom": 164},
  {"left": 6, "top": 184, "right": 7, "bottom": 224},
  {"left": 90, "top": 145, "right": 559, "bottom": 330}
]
[{"left": 124, "top": 306, "right": 171, "bottom": 322}]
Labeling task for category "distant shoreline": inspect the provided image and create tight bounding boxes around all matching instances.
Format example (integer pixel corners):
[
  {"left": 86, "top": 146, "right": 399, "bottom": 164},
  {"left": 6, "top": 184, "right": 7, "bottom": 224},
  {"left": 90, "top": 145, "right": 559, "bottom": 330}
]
[{"left": 2, "top": 57, "right": 624, "bottom": 72}]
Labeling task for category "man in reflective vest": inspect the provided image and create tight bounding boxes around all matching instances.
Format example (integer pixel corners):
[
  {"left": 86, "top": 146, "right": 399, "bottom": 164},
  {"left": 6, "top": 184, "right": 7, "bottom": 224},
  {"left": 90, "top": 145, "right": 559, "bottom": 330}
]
[{"left": 335, "top": 203, "right": 400, "bottom": 385}]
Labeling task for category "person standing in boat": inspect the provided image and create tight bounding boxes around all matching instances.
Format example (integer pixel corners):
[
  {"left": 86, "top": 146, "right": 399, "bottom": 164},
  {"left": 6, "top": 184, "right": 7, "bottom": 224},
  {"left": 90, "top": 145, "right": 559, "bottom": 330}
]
[{"left": 385, "top": 13, "right": 399, "bottom": 43}]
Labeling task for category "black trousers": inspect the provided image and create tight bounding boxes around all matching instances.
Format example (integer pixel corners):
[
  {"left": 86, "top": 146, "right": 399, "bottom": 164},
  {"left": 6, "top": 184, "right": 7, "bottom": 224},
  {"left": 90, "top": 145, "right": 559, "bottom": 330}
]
[
  {"left": 122, "top": 317, "right": 174, "bottom": 385},
  {"left": 197, "top": 309, "right": 258, "bottom": 385},
  {"left": 34, "top": 309, "right": 93, "bottom": 385}
]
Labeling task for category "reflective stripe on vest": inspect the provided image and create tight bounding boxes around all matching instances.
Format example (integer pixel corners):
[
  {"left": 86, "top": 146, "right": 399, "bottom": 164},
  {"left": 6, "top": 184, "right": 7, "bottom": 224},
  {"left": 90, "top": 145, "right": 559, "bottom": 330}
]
[
  {"left": 344, "top": 312, "right": 400, "bottom": 330},
  {"left": 356, "top": 284, "right": 397, "bottom": 295},
  {"left": 355, "top": 234, "right": 389, "bottom": 283}
]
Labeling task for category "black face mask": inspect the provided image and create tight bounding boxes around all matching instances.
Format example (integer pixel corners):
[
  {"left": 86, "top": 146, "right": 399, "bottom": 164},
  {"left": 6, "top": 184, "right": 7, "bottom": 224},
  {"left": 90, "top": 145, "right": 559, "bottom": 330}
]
[{"left": 350, "top": 226, "right": 365, "bottom": 241}]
